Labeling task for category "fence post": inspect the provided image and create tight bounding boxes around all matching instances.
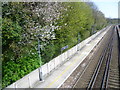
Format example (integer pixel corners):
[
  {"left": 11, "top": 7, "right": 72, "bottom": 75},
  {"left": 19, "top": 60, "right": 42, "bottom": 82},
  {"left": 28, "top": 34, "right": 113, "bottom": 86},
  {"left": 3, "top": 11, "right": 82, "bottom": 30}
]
[
  {"left": 47, "top": 63, "right": 49, "bottom": 75},
  {"left": 28, "top": 76, "right": 31, "bottom": 88},
  {"left": 54, "top": 59, "right": 55, "bottom": 69}
]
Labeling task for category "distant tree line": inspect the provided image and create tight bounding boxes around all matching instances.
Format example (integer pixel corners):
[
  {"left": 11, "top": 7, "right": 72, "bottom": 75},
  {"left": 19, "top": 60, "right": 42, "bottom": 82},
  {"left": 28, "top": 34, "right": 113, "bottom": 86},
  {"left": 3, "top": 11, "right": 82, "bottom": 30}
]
[
  {"left": 106, "top": 18, "right": 120, "bottom": 24},
  {"left": 2, "top": 2, "right": 107, "bottom": 88}
]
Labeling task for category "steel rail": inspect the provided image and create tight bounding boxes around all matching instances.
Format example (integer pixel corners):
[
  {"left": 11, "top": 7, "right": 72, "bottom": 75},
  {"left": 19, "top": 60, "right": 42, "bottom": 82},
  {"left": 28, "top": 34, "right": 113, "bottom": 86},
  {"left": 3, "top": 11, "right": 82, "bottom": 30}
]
[
  {"left": 101, "top": 37, "right": 113, "bottom": 89},
  {"left": 87, "top": 28, "right": 114, "bottom": 90}
]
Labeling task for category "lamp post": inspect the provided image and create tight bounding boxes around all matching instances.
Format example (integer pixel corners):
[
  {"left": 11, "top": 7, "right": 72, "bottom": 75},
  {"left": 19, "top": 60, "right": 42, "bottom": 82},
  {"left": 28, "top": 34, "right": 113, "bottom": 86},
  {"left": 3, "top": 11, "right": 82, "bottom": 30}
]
[
  {"left": 77, "top": 33, "right": 80, "bottom": 51},
  {"left": 37, "top": 35, "right": 43, "bottom": 81},
  {"left": 91, "top": 25, "right": 95, "bottom": 35}
]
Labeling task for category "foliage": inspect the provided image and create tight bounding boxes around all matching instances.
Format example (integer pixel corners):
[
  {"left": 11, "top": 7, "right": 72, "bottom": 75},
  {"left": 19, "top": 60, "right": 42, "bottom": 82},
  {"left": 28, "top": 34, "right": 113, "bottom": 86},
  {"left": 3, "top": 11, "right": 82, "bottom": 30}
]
[
  {"left": 2, "top": 2, "right": 107, "bottom": 88},
  {"left": 2, "top": 18, "right": 22, "bottom": 62},
  {"left": 2, "top": 55, "right": 40, "bottom": 88},
  {"left": 106, "top": 18, "right": 120, "bottom": 24},
  {"left": 54, "top": 2, "right": 94, "bottom": 49},
  {"left": 87, "top": 2, "right": 107, "bottom": 30}
]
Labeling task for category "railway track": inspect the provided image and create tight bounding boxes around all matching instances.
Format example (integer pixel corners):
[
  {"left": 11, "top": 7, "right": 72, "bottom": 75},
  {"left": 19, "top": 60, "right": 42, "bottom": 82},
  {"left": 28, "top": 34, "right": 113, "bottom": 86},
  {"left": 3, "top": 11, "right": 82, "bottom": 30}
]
[
  {"left": 72, "top": 25, "right": 120, "bottom": 89},
  {"left": 60, "top": 25, "right": 120, "bottom": 89},
  {"left": 88, "top": 25, "right": 120, "bottom": 89},
  {"left": 107, "top": 26, "right": 120, "bottom": 88},
  {"left": 87, "top": 27, "right": 114, "bottom": 89}
]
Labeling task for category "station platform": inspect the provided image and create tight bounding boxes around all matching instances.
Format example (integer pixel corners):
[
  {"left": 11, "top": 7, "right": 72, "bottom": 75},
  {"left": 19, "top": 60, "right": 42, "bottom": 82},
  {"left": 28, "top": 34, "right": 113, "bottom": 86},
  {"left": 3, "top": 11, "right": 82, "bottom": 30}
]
[{"left": 34, "top": 28, "right": 109, "bottom": 88}]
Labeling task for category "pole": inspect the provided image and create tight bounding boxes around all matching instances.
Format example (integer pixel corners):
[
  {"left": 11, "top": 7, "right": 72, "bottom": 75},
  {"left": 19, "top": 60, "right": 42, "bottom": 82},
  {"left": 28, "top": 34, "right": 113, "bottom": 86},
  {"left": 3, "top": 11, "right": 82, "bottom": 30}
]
[
  {"left": 38, "top": 38, "right": 43, "bottom": 81},
  {"left": 61, "top": 49, "right": 62, "bottom": 54},
  {"left": 77, "top": 33, "right": 80, "bottom": 51}
]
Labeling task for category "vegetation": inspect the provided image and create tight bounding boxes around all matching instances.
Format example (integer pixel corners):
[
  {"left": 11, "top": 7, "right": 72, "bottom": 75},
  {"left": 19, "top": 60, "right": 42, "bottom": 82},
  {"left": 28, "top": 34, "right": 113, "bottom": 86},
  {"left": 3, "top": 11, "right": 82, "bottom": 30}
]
[
  {"left": 106, "top": 18, "right": 120, "bottom": 24},
  {"left": 2, "top": 2, "right": 107, "bottom": 88}
]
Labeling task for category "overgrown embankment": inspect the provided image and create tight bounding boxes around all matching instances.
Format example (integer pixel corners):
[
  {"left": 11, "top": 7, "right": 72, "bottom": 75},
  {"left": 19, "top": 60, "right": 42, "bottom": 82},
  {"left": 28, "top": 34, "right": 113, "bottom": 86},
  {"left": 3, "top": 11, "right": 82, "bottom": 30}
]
[{"left": 2, "top": 2, "right": 107, "bottom": 88}]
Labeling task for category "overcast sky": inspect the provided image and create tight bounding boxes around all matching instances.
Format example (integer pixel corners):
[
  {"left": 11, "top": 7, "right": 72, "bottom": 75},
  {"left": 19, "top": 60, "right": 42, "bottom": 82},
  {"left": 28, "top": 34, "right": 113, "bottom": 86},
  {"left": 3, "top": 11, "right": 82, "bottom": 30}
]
[{"left": 91, "top": 0, "right": 119, "bottom": 18}]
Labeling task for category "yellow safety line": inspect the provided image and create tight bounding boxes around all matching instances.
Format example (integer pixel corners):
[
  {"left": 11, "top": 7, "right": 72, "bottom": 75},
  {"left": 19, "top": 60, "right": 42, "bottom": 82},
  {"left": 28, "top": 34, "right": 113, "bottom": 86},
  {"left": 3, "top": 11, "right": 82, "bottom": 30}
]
[{"left": 46, "top": 57, "right": 79, "bottom": 88}]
